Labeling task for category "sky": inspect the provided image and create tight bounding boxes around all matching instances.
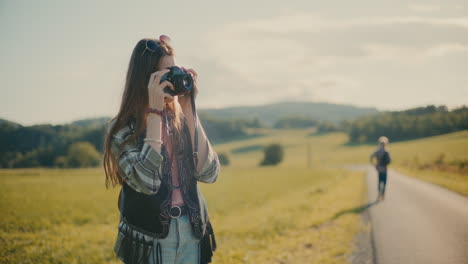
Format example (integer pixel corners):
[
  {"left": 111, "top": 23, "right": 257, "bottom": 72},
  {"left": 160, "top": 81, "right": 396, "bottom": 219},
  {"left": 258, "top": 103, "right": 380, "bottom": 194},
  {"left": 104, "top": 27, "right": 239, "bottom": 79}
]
[{"left": 1, "top": 0, "right": 467, "bottom": 126}]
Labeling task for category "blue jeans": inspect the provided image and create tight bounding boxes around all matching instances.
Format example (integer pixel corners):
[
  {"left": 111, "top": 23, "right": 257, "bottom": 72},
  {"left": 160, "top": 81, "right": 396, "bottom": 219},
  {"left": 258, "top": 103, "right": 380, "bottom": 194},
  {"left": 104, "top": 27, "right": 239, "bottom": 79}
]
[
  {"left": 150, "top": 214, "right": 200, "bottom": 264},
  {"left": 378, "top": 171, "right": 387, "bottom": 195}
]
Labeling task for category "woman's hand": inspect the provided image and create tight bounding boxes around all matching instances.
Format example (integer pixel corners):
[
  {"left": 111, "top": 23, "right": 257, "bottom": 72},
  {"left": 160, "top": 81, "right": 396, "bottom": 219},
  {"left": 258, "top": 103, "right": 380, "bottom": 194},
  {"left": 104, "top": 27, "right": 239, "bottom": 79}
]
[
  {"left": 148, "top": 69, "right": 176, "bottom": 110},
  {"left": 178, "top": 67, "right": 199, "bottom": 110}
]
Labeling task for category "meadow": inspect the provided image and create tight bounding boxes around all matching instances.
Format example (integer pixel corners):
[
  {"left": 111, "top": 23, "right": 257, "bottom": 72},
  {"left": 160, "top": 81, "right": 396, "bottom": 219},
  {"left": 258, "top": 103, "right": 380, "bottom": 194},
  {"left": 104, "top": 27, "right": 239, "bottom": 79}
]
[{"left": 2, "top": 128, "right": 467, "bottom": 263}]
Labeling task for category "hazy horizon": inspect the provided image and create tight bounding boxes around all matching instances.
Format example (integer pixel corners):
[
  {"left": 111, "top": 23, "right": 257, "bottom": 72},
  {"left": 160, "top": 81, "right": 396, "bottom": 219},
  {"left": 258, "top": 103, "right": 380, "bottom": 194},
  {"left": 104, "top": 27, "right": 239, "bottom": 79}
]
[{"left": 1, "top": 0, "right": 467, "bottom": 126}]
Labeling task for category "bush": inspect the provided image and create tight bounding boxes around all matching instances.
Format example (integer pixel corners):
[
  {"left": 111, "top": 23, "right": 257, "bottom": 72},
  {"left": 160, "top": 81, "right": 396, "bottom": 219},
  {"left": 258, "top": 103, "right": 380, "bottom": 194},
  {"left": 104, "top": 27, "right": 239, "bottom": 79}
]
[
  {"left": 54, "top": 155, "right": 68, "bottom": 168},
  {"left": 260, "top": 143, "right": 284, "bottom": 166},
  {"left": 316, "top": 121, "right": 341, "bottom": 134},
  {"left": 65, "top": 142, "right": 101, "bottom": 168}
]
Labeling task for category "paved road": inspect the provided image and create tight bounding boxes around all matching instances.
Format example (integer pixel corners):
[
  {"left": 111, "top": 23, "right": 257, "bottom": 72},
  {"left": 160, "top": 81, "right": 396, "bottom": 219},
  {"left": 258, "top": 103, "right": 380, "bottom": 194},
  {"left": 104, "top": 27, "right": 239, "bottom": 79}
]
[{"left": 365, "top": 167, "right": 468, "bottom": 264}]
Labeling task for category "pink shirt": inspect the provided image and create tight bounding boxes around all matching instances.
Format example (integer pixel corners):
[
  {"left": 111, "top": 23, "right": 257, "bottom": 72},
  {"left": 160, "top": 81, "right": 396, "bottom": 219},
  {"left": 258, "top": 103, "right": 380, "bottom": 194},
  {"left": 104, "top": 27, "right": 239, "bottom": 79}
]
[{"left": 161, "top": 127, "right": 185, "bottom": 206}]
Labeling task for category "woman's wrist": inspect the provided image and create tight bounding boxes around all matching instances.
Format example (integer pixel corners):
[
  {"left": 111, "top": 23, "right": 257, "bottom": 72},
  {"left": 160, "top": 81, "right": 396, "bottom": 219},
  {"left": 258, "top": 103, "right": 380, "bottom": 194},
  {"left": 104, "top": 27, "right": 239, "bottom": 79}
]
[
  {"left": 146, "top": 107, "right": 165, "bottom": 116},
  {"left": 146, "top": 113, "right": 163, "bottom": 129},
  {"left": 146, "top": 115, "right": 163, "bottom": 151},
  {"left": 147, "top": 113, "right": 163, "bottom": 122}
]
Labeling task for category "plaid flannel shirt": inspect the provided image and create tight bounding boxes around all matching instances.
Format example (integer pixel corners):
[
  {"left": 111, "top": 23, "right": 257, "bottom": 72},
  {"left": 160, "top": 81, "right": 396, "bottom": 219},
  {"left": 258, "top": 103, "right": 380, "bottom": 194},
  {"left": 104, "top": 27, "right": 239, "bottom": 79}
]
[{"left": 108, "top": 119, "right": 220, "bottom": 195}]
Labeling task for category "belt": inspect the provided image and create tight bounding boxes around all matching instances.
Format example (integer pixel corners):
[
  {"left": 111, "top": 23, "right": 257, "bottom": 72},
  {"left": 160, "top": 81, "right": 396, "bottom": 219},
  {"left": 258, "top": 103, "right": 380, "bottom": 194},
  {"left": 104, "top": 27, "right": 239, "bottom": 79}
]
[{"left": 169, "top": 205, "right": 188, "bottom": 218}]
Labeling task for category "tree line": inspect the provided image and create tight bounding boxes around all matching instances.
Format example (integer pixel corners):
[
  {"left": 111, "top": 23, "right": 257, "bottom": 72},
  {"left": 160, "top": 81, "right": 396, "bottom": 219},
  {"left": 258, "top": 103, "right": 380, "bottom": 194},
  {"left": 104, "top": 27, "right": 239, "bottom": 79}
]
[
  {"left": 347, "top": 105, "right": 468, "bottom": 143},
  {"left": 269, "top": 105, "right": 468, "bottom": 144},
  {"left": 0, "top": 114, "right": 263, "bottom": 168},
  {"left": 1, "top": 104, "right": 466, "bottom": 168}
]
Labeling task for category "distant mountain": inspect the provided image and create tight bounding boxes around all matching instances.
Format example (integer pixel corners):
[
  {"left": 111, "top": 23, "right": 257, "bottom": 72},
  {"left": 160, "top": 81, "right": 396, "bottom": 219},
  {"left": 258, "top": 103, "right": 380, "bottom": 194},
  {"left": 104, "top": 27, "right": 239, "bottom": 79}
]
[
  {"left": 198, "top": 100, "right": 378, "bottom": 126},
  {"left": 0, "top": 118, "right": 22, "bottom": 129},
  {"left": 2, "top": 101, "right": 377, "bottom": 129}
]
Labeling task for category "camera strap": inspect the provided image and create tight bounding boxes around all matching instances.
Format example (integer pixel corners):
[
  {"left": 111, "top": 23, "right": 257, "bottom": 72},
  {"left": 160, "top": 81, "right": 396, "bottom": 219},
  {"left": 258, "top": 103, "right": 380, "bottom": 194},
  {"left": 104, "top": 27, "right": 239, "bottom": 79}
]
[
  {"left": 159, "top": 91, "right": 198, "bottom": 169},
  {"left": 191, "top": 90, "right": 199, "bottom": 169}
]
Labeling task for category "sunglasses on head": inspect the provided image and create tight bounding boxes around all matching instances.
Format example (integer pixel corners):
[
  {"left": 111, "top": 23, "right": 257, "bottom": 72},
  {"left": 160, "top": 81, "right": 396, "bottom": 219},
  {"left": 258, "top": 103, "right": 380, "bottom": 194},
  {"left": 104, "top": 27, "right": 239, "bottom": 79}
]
[
  {"left": 140, "top": 35, "right": 171, "bottom": 57},
  {"left": 140, "top": 39, "right": 160, "bottom": 57}
]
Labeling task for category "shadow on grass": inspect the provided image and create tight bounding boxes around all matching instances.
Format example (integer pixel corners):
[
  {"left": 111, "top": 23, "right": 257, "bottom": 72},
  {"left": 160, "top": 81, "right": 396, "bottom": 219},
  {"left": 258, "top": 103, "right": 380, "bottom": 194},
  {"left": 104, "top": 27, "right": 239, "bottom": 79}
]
[
  {"left": 309, "top": 200, "right": 380, "bottom": 230},
  {"left": 331, "top": 200, "right": 379, "bottom": 220}
]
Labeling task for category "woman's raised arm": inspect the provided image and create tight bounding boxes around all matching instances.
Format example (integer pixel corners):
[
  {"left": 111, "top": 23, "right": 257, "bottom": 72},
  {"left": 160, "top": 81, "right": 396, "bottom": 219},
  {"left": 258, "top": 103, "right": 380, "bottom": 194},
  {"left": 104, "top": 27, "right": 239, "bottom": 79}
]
[{"left": 110, "top": 119, "right": 165, "bottom": 195}]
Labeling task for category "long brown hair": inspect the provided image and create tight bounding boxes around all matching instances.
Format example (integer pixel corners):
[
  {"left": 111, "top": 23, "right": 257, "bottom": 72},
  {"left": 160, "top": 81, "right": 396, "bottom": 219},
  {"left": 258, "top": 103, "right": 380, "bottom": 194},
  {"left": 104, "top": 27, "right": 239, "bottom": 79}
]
[{"left": 103, "top": 38, "right": 185, "bottom": 189}]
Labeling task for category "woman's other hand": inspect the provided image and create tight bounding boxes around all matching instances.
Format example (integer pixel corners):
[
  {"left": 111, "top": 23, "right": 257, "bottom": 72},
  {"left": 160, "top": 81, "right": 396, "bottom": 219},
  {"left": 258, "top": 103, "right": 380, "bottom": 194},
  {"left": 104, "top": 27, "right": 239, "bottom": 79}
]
[{"left": 148, "top": 69, "right": 176, "bottom": 110}]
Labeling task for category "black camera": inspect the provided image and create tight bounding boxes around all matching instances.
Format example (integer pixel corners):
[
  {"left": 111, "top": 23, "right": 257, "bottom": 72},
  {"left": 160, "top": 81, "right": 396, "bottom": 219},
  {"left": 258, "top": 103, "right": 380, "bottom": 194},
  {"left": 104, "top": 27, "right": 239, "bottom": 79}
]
[{"left": 160, "top": 66, "right": 194, "bottom": 96}]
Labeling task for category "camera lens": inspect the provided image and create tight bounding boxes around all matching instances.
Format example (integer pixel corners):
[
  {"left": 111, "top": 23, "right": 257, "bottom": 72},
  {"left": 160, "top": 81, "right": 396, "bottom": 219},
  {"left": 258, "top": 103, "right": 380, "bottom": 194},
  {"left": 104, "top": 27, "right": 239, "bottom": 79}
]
[{"left": 183, "top": 76, "right": 192, "bottom": 89}]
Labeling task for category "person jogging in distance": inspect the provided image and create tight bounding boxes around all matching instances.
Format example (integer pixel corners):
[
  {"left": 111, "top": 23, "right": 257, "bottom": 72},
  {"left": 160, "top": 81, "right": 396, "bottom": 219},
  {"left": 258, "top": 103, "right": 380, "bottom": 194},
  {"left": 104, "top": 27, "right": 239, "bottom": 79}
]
[{"left": 370, "top": 136, "right": 391, "bottom": 201}]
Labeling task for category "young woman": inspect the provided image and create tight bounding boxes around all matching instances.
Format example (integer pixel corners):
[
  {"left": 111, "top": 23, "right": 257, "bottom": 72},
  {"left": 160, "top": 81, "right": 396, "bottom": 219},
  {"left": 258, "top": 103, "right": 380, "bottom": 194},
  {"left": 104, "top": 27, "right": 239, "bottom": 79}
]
[{"left": 103, "top": 35, "right": 220, "bottom": 264}]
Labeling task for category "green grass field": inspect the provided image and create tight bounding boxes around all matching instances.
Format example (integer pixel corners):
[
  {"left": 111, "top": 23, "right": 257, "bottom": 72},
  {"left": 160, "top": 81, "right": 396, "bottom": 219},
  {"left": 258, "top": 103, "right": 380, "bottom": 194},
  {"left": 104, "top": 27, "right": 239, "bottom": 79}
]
[{"left": 1, "top": 128, "right": 467, "bottom": 263}]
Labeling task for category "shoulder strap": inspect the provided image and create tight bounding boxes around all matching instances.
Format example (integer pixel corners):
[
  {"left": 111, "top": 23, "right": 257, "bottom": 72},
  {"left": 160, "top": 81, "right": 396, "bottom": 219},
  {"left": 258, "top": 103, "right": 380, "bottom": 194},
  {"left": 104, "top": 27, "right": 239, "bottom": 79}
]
[
  {"left": 191, "top": 92, "right": 199, "bottom": 169},
  {"left": 117, "top": 186, "right": 123, "bottom": 213},
  {"left": 117, "top": 186, "right": 125, "bottom": 220}
]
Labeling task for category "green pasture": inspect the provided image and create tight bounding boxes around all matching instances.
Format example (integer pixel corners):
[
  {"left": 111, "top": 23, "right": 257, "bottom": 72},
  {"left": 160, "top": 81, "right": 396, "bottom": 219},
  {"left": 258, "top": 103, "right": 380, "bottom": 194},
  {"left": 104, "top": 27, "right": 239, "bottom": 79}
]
[{"left": 2, "top": 128, "right": 467, "bottom": 263}]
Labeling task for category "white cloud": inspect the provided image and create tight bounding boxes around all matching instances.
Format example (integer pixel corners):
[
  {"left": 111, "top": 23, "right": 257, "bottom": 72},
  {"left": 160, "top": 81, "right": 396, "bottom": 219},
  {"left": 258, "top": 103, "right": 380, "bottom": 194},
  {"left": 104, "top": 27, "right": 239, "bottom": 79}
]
[
  {"left": 199, "top": 10, "right": 468, "bottom": 109},
  {"left": 426, "top": 43, "right": 468, "bottom": 56},
  {"left": 205, "top": 12, "right": 468, "bottom": 75},
  {"left": 362, "top": 42, "right": 468, "bottom": 62},
  {"left": 213, "top": 12, "right": 468, "bottom": 36},
  {"left": 409, "top": 3, "right": 440, "bottom": 13}
]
